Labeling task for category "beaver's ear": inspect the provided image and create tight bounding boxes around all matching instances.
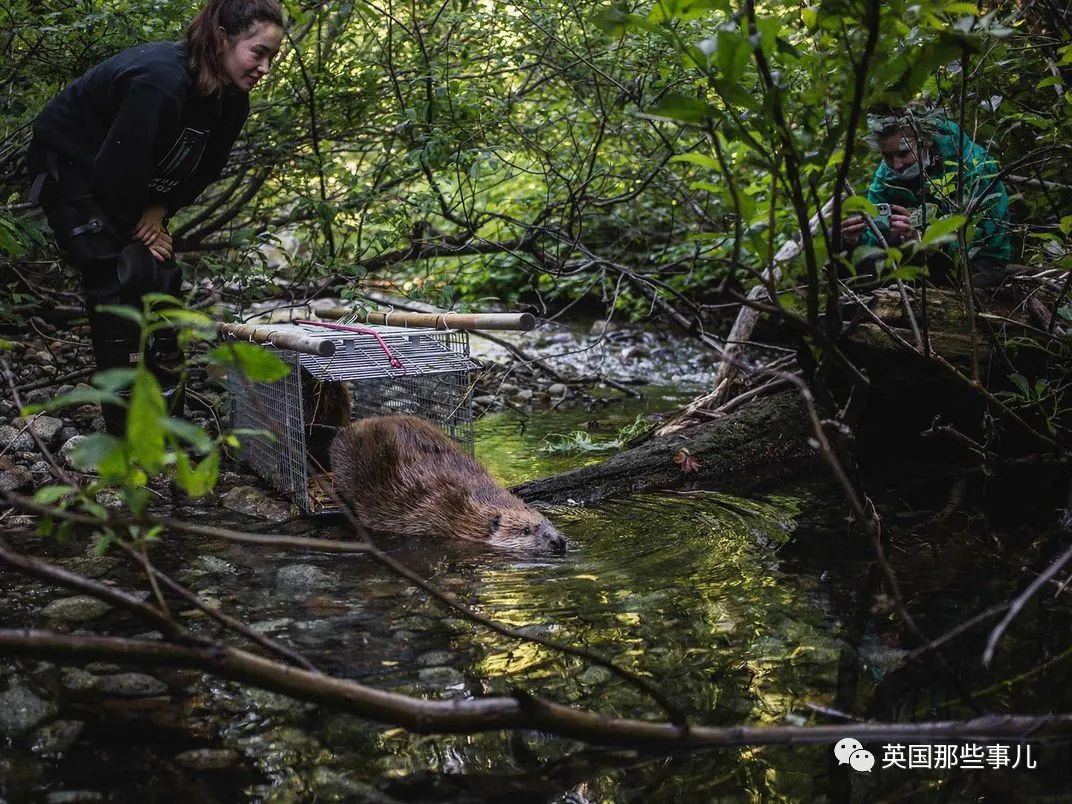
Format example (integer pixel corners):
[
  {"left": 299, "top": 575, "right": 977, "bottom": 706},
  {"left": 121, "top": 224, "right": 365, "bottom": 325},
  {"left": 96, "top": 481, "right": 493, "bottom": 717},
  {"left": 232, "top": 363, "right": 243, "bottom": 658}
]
[{"left": 489, "top": 514, "right": 501, "bottom": 536}]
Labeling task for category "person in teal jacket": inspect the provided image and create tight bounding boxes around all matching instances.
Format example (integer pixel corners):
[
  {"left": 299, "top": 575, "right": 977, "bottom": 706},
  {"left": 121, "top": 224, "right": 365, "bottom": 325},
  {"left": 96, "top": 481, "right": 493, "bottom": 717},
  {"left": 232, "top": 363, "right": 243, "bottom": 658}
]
[{"left": 842, "top": 109, "right": 1012, "bottom": 286}]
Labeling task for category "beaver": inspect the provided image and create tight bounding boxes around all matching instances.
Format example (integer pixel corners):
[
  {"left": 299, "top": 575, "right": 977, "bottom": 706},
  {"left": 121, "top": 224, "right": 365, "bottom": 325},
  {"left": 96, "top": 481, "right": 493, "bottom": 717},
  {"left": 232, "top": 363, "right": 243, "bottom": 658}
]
[
  {"left": 300, "top": 367, "right": 352, "bottom": 472},
  {"left": 330, "top": 415, "right": 566, "bottom": 552}
]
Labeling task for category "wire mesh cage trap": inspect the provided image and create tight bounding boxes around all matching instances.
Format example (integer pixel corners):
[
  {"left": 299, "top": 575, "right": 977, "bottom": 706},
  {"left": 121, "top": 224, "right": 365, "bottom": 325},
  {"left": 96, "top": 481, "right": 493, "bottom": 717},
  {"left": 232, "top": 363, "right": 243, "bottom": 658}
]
[{"left": 225, "top": 321, "right": 477, "bottom": 514}]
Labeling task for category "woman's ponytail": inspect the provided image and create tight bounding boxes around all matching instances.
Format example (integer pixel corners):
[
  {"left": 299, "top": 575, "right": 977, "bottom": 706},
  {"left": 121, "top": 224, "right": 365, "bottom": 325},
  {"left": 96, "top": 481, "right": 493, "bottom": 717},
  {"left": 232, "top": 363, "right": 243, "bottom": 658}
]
[{"left": 186, "top": 0, "right": 283, "bottom": 95}]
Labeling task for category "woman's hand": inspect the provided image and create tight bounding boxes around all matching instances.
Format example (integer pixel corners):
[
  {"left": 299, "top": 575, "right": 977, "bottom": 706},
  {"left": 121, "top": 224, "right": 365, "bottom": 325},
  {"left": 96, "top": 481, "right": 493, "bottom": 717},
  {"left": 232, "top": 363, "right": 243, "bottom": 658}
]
[
  {"left": 888, "top": 204, "right": 914, "bottom": 241},
  {"left": 134, "top": 203, "right": 173, "bottom": 261},
  {"left": 842, "top": 214, "right": 868, "bottom": 246}
]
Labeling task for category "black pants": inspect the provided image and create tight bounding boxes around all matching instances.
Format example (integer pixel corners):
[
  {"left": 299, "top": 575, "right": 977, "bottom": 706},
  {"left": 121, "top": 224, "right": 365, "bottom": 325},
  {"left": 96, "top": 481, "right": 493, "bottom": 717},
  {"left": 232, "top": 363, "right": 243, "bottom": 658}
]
[{"left": 28, "top": 142, "right": 185, "bottom": 433}]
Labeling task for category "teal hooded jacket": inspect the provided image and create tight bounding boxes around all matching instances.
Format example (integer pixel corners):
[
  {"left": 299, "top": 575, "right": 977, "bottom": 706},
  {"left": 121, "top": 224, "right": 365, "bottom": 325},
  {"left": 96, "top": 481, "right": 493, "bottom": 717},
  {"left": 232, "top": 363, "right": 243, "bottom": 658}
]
[{"left": 859, "top": 119, "right": 1011, "bottom": 265}]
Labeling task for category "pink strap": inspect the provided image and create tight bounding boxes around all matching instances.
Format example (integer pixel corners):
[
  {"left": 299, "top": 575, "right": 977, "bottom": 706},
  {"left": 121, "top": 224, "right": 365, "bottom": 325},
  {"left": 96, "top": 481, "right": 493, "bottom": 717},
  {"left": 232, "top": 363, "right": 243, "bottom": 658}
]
[{"left": 294, "top": 320, "right": 403, "bottom": 368}]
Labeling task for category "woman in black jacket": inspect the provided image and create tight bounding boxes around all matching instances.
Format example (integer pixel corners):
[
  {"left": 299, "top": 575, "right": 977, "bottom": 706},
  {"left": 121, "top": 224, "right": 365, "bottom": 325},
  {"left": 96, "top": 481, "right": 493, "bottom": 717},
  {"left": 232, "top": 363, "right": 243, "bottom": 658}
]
[{"left": 27, "top": 0, "right": 283, "bottom": 434}]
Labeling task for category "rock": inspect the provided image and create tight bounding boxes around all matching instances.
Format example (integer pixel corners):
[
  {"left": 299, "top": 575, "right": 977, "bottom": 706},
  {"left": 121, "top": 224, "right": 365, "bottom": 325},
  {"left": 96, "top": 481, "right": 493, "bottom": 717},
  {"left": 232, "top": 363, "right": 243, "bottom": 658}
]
[
  {"left": 92, "top": 673, "right": 168, "bottom": 698},
  {"left": 0, "top": 685, "right": 58, "bottom": 737},
  {"left": 622, "top": 345, "right": 650, "bottom": 360},
  {"left": 15, "top": 415, "right": 64, "bottom": 448},
  {"left": 417, "top": 666, "right": 464, "bottom": 687},
  {"left": 31, "top": 720, "right": 85, "bottom": 756},
  {"left": 275, "top": 565, "right": 333, "bottom": 597},
  {"left": 221, "top": 486, "right": 292, "bottom": 522},
  {"left": 193, "top": 555, "right": 235, "bottom": 575},
  {"left": 46, "top": 792, "right": 104, "bottom": 803},
  {"left": 0, "top": 425, "right": 34, "bottom": 453},
  {"left": 29, "top": 460, "right": 54, "bottom": 488},
  {"left": 548, "top": 383, "right": 568, "bottom": 397},
  {"left": 56, "top": 556, "right": 120, "bottom": 579},
  {"left": 59, "top": 668, "right": 99, "bottom": 693},
  {"left": 472, "top": 395, "right": 496, "bottom": 406},
  {"left": 41, "top": 596, "right": 111, "bottom": 623},
  {"left": 309, "top": 767, "right": 395, "bottom": 802},
  {"left": 515, "top": 388, "right": 534, "bottom": 401},
  {"left": 415, "top": 650, "right": 454, "bottom": 667},
  {"left": 578, "top": 665, "right": 613, "bottom": 685},
  {"left": 250, "top": 618, "right": 293, "bottom": 634},
  {"left": 59, "top": 436, "right": 86, "bottom": 469},
  {"left": 0, "top": 465, "right": 33, "bottom": 493},
  {"left": 83, "top": 663, "right": 122, "bottom": 674},
  {"left": 57, "top": 426, "right": 79, "bottom": 445},
  {"left": 174, "top": 748, "right": 242, "bottom": 771}
]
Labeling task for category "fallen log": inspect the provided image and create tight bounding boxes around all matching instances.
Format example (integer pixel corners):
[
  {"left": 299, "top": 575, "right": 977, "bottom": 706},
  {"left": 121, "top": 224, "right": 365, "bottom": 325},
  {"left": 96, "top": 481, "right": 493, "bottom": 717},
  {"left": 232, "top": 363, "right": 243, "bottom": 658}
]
[{"left": 514, "top": 390, "right": 817, "bottom": 507}]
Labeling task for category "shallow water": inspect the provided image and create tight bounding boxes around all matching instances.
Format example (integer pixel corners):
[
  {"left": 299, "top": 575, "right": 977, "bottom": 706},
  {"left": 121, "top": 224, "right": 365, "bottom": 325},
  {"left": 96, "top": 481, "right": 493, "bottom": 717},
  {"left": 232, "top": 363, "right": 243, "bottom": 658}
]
[{"left": 2, "top": 396, "right": 1071, "bottom": 801}]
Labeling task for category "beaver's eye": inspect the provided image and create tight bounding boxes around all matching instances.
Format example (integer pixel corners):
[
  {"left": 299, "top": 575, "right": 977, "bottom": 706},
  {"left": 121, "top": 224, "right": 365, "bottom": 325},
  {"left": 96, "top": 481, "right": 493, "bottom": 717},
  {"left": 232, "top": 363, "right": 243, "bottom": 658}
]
[
  {"left": 523, "top": 525, "right": 532, "bottom": 535},
  {"left": 489, "top": 515, "right": 501, "bottom": 535}
]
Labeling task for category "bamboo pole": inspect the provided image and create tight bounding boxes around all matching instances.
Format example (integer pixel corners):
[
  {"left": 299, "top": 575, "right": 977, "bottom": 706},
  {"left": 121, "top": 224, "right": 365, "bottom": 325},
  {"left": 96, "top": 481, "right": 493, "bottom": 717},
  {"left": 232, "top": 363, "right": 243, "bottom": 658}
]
[
  {"left": 318, "top": 307, "right": 536, "bottom": 332},
  {"left": 217, "top": 323, "right": 336, "bottom": 357}
]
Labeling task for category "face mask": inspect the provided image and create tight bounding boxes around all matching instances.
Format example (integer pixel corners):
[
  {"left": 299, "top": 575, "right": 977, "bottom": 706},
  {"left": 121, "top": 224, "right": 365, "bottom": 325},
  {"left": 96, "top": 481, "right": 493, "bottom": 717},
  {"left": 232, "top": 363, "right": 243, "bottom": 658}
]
[{"left": 890, "top": 146, "right": 928, "bottom": 182}]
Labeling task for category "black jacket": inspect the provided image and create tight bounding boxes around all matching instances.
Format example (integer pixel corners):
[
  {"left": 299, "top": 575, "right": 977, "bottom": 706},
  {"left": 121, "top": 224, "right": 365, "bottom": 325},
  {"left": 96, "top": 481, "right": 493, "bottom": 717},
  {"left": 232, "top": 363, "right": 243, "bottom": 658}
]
[{"left": 33, "top": 41, "right": 248, "bottom": 226}]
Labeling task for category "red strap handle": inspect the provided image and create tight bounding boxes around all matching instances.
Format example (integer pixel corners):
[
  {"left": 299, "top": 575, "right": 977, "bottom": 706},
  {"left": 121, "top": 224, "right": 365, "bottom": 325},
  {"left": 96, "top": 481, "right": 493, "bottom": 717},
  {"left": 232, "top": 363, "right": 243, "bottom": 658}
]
[{"left": 294, "top": 320, "right": 403, "bottom": 369}]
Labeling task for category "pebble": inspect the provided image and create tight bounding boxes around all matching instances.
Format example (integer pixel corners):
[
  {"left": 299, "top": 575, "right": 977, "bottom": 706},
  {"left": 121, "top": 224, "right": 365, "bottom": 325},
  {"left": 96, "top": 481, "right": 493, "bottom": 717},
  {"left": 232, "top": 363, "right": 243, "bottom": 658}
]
[
  {"left": 14, "top": 415, "right": 65, "bottom": 448},
  {"left": 548, "top": 383, "right": 568, "bottom": 397},
  {"left": 92, "top": 673, "right": 169, "bottom": 698},
  {"left": 578, "top": 665, "right": 613, "bottom": 685},
  {"left": 220, "top": 485, "right": 292, "bottom": 523},
  {"left": 0, "top": 425, "right": 35, "bottom": 453},
  {"left": 59, "top": 435, "right": 87, "bottom": 469},
  {"left": 60, "top": 668, "right": 99, "bottom": 693},
  {"left": 275, "top": 564, "right": 333, "bottom": 596},
  {"left": 40, "top": 596, "right": 111, "bottom": 623},
  {"left": 31, "top": 720, "right": 85, "bottom": 756},
  {"left": 174, "top": 748, "right": 242, "bottom": 771},
  {"left": 29, "top": 460, "right": 54, "bottom": 488},
  {"left": 0, "top": 685, "right": 58, "bottom": 737},
  {"left": 0, "top": 465, "right": 33, "bottom": 493},
  {"left": 415, "top": 650, "right": 454, "bottom": 667},
  {"left": 46, "top": 792, "right": 103, "bottom": 803},
  {"left": 417, "top": 666, "right": 464, "bottom": 687}
]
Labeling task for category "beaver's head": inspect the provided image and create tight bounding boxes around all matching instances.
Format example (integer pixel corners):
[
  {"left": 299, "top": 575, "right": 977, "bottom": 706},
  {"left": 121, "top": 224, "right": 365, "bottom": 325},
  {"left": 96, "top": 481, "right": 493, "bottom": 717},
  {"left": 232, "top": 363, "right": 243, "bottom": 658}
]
[{"left": 488, "top": 507, "right": 566, "bottom": 553}]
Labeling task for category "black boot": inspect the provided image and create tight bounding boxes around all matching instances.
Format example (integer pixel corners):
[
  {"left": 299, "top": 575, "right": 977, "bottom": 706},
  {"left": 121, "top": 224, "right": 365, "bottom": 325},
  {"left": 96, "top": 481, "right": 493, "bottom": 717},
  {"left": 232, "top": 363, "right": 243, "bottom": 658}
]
[
  {"left": 91, "top": 336, "right": 141, "bottom": 436},
  {"left": 146, "top": 328, "right": 186, "bottom": 418}
]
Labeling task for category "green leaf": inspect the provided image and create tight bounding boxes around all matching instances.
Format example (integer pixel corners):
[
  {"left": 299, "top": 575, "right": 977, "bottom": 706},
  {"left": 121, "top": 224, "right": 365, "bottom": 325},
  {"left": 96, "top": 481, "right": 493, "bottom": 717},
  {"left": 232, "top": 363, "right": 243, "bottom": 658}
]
[
  {"left": 842, "top": 197, "right": 879, "bottom": 217},
  {"left": 21, "top": 387, "right": 124, "bottom": 416},
  {"left": 127, "top": 368, "right": 166, "bottom": 473},
  {"left": 645, "top": 93, "right": 712, "bottom": 125},
  {"left": 670, "top": 153, "right": 722, "bottom": 171},
  {"left": 175, "top": 449, "right": 219, "bottom": 497},
  {"left": 92, "top": 368, "right": 138, "bottom": 394},
  {"left": 1008, "top": 373, "right": 1030, "bottom": 397},
  {"left": 32, "top": 485, "right": 77, "bottom": 505},
  {"left": 69, "top": 433, "right": 124, "bottom": 473},
  {"left": 922, "top": 215, "right": 966, "bottom": 246},
  {"left": 94, "top": 304, "right": 144, "bottom": 326},
  {"left": 160, "top": 417, "right": 213, "bottom": 454},
  {"left": 208, "top": 342, "right": 291, "bottom": 383},
  {"left": 1059, "top": 215, "right": 1072, "bottom": 237}
]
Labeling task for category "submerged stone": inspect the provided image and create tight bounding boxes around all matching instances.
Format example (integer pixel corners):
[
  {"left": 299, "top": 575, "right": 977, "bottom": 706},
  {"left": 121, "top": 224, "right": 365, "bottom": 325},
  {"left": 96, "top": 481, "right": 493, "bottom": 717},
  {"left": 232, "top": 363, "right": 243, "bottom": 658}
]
[
  {"left": 221, "top": 485, "right": 293, "bottom": 522},
  {"left": 0, "top": 685, "right": 58, "bottom": 737},
  {"left": 417, "top": 666, "right": 464, "bottom": 687},
  {"left": 40, "top": 596, "right": 111, "bottom": 622},
  {"left": 174, "top": 748, "right": 242, "bottom": 771},
  {"left": 92, "top": 672, "right": 168, "bottom": 698},
  {"left": 31, "top": 719, "right": 85, "bottom": 756}
]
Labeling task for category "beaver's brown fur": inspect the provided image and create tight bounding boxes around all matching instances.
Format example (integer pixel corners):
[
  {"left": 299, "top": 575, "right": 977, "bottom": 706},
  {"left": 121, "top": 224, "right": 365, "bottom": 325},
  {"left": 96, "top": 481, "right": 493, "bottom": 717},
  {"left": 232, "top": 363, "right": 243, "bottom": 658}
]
[
  {"left": 330, "top": 415, "right": 565, "bottom": 552},
  {"left": 300, "top": 368, "right": 352, "bottom": 472}
]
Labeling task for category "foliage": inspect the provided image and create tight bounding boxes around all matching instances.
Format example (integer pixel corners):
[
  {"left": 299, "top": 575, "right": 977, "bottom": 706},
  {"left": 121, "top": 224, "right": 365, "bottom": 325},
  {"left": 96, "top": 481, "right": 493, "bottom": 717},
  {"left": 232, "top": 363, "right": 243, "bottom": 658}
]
[{"left": 539, "top": 413, "right": 650, "bottom": 455}]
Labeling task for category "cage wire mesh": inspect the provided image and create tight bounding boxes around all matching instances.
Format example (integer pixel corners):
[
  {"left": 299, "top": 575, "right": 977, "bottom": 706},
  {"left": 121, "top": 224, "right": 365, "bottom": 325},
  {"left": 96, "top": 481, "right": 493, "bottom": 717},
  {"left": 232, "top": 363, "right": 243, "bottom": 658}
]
[{"left": 226, "top": 323, "right": 477, "bottom": 514}]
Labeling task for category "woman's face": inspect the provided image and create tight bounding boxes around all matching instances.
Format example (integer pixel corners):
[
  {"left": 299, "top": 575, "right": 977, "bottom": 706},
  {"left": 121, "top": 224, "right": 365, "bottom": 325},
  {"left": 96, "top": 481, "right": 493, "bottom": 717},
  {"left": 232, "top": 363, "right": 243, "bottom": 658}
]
[{"left": 221, "top": 21, "right": 284, "bottom": 92}]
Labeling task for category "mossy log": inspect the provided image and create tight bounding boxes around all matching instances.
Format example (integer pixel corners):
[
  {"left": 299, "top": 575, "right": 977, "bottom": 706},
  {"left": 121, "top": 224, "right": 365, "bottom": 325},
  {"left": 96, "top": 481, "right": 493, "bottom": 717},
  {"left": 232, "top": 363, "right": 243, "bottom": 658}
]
[{"left": 514, "top": 390, "right": 817, "bottom": 507}]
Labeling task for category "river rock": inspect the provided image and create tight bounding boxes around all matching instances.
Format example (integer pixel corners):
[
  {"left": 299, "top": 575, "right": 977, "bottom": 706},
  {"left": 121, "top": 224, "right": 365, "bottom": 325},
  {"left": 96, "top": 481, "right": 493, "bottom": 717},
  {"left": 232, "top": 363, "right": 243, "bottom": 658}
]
[
  {"left": 59, "top": 435, "right": 86, "bottom": 469},
  {"left": 221, "top": 486, "right": 292, "bottom": 522},
  {"left": 0, "top": 465, "right": 33, "bottom": 493},
  {"left": 275, "top": 564, "right": 333, "bottom": 596},
  {"left": 548, "top": 383, "right": 568, "bottom": 397},
  {"left": 309, "top": 767, "right": 395, "bottom": 802},
  {"left": 56, "top": 556, "right": 120, "bottom": 579},
  {"left": 31, "top": 719, "right": 85, "bottom": 756},
  {"left": 174, "top": 748, "right": 242, "bottom": 771},
  {"left": 472, "top": 395, "right": 496, "bottom": 406},
  {"left": 415, "top": 650, "right": 454, "bottom": 667},
  {"left": 29, "top": 460, "right": 54, "bottom": 488},
  {"left": 577, "top": 665, "right": 612, "bottom": 686},
  {"left": 0, "top": 685, "right": 58, "bottom": 737},
  {"left": 41, "top": 596, "right": 111, "bottom": 622},
  {"left": 417, "top": 666, "right": 464, "bottom": 687},
  {"left": 92, "top": 672, "right": 168, "bottom": 698},
  {"left": 60, "top": 668, "right": 99, "bottom": 693},
  {"left": 15, "top": 415, "right": 65, "bottom": 448},
  {"left": 0, "top": 425, "right": 34, "bottom": 453},
  {"left": 46, "top": 792, "right": 104, "bottom": 803}
]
